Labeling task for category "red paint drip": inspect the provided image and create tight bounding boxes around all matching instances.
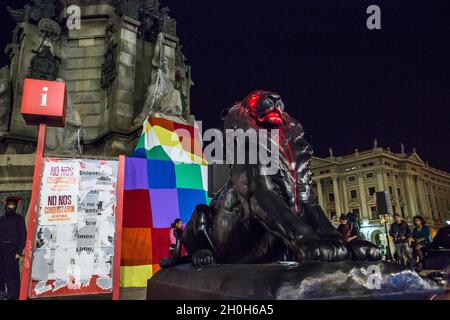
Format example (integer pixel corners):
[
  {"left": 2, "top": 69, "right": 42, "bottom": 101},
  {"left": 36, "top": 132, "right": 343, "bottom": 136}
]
[{"left": 279, "top": 129, "right": 298, "bottom": 214}]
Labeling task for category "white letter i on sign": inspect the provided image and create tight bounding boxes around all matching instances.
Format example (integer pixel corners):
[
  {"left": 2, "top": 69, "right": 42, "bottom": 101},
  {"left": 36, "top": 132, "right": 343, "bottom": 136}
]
[{"left": 41, "top": 86, "right": 48, "bottom": 107}]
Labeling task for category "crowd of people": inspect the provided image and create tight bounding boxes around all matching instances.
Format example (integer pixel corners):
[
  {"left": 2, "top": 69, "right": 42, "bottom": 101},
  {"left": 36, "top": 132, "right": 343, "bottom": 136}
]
[
  {"left": 388, "top": 213, "right": 431, "bottom": 271},
  {"left": 337, "top": 212, "right": 432, "bottom": 271}
]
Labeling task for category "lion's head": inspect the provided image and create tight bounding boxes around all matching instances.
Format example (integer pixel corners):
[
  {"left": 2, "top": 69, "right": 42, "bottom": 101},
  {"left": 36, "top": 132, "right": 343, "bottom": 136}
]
[
  {"left": 241, "top": 90, "right": 285, "bottom": 127},
  {"left": 223, "top": 90, "right": 303, "bottom": 135}
]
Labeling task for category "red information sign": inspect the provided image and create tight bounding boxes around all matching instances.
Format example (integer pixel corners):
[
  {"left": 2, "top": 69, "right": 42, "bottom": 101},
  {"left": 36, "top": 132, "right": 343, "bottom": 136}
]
[{"left": 21, "top": 78, "right": 66, "bottom": 127}]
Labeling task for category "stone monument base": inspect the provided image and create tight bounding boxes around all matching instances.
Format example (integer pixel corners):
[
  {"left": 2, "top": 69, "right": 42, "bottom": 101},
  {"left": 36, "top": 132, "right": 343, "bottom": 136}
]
[{"left": 147, "top": 261, "right": 443, "bottom": 300}]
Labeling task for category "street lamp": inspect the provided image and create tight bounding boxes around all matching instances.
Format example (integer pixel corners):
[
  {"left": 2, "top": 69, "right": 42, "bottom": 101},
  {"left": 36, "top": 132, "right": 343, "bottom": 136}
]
[
  {"left": 376, "top": 192, "right": 393, "bottom": 262},
  {"left": 379, "top": 213, "right": 393, "bottom": 262}
]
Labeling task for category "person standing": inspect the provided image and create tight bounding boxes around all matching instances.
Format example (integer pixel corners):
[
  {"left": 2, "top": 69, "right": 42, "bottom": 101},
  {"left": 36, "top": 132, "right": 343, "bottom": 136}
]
[
  {"left": 169, "top": 218, "right": 183, "bottom": 257},
  {"left": 346, "top": 211, "right": 362, "bottom": 240},
  {"left": 337, "top": 214, "right": 358, "bottom": 243},
  {"left": 412, "top": 215, "right": 431, "bottom": 271},
  {"left": 0, "top": 196, "right": 27, "bottom": 300},
  {"left": 389, "top": 213, "right": 414, "bottom": 269}
]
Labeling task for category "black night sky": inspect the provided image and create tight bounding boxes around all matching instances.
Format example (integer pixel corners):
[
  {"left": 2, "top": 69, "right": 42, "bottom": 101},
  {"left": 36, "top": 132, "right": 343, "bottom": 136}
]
[{"left": 1, "top": 0, "right": 449, "bottom": 171}]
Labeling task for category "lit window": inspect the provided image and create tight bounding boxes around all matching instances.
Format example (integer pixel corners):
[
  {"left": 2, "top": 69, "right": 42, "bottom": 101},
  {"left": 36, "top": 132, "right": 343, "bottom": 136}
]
[
  {"left": 365, "top": 172, "right": 374, "bottom": 179},
  {"left": 370, "top": 206, "right": 377, "bottom": 219},
  {"left": 328, "top": 193, "right": 335, "bottom": 202}
]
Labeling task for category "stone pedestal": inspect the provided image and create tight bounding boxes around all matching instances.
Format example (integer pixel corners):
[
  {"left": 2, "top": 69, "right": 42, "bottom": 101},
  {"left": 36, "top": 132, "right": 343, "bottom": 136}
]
[
  {"left": 0, "top": 0, "right": 193, "bottom": 192},
  {"left": 147, "top": 261, "right": 442, "bottom": 300}
]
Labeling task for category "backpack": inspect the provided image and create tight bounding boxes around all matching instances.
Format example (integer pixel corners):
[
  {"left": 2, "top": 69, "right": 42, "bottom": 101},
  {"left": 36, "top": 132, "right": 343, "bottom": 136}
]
[{"left": 347, "top": 213, "right": 362, "bottom": 240}]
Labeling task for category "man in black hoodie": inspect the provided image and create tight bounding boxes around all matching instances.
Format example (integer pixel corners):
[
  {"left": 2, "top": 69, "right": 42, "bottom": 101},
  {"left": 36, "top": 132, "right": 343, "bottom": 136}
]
[
  {"left": 0, "top": 196, "right": 27, "bottom": 300},
  {"left": 389, "top": 213, "right": 414, "bottom": 269}
]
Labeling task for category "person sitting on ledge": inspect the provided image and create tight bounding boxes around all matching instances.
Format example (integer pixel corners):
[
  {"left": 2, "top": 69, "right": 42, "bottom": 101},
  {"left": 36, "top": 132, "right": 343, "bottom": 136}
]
[
  {"left": 337, "top": 214, "right": 358, "bottom": 244},
  {"left": 412, "top": 215, "right": 431, "bottom": 271}
]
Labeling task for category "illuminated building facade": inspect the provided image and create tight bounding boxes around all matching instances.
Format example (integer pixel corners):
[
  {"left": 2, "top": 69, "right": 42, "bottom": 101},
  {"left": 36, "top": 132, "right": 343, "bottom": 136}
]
[{"left": 311, "top": 142, "right": 450, "bottom": 246}]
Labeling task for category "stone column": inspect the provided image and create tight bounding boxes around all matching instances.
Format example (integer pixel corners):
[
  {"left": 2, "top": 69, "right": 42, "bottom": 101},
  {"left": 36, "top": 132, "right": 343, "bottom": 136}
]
[
  {"left": 376, "top": 169, "right": 385, "bottom": 192},
  {"left": 316, "top": 178, "right": 325, "bottom": 209},
  {"left": 403, "top": 174, "right": 418, "bottom": 219},
  {"left": 392, "top": 175, "right": 402, "bottom": 214},
  {"left": 429, "top": 184, "right": 439, "bottom": 222},
  {"left": 422, "top": 181, "right": 433, "bottom": 219},
  {"left": 341, "top": 177, "right": 349, "bottom": 213},
  {"left": 332, "top": 176, "right": 342, "bottom": 215},
  {"left": 110, "top": 16, "right": 141, "bottom": 132},
  {"left": 357, "top": 173, "right": 369, "bottom": 218},
  {"left": 409, "top": 175, "right": 420, "bottom": 217},
  {"left": 399, "top": 175, "right": 408, "bottom": 214},
  {"left": 383, "top": 170, "right": 389, "bottom": 193},
  {"left": 417, "top": 177, "right": 431, "bottom": 218}
]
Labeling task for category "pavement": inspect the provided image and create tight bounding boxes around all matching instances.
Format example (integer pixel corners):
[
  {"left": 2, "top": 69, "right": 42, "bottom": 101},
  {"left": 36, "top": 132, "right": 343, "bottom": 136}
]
[{"left": 119, "top": 287, "right": 147, "bottom": 300}]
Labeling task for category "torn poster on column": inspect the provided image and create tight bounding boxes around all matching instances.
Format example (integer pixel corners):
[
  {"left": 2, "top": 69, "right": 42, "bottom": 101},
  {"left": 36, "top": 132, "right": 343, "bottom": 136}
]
[{"left": 29, "top": 158, "right": 119, "bottom": 298}]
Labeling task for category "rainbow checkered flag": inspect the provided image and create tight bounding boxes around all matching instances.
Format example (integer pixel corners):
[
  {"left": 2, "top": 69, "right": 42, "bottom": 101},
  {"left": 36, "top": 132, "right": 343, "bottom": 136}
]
[{"left": 120, "top": 117, "right": 211, "bottom": 287}]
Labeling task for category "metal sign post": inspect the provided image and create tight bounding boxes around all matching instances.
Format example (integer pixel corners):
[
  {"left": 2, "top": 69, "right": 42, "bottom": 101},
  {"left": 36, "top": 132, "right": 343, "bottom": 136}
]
[
  {"left": 19, "top": 78, "right": 66, "bottom": 300},
  {"left": 19, "top": 123, "right": 47, "bottom": 300}
]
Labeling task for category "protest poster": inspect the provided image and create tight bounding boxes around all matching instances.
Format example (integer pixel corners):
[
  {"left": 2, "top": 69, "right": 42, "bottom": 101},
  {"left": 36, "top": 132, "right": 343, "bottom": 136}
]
[
  {"left": 38, "top": 159, "right": 79, "bottom": 225},
  {"left": 24, "top": 157, "right": 124, "bottom": 299}
]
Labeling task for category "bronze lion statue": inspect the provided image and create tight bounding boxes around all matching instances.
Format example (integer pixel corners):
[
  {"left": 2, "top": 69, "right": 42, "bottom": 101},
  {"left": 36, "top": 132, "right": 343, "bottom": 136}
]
[{"left": 172, "top": 90, "right": 381, "bottom": 266}]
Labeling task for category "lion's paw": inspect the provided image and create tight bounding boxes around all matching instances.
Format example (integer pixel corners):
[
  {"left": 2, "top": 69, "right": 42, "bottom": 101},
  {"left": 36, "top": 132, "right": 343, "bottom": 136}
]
[
  {"left": 346, "top": 240, "right": 382, "bottom": 261},
  {"left": 192, "top": 249, "right": 216, "bottom": 266},
  {"left": 318, "top": 239, "right": 348, "bottom": 262},
  {"left": 296, "top": 241, "right": 321, "bottom": 262},
  {"left": 296, "top": 239, "right": 348, "bottom": 262}
]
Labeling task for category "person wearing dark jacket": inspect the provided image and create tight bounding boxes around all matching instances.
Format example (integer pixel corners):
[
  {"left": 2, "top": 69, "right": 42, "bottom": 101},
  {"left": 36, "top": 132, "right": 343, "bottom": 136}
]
[
  {"left": 337, "top": 214, "right": 358, "bottom": 243},
  {"left": 0, "top": 196, "right": 27, "bottom": 300},
  {"left": 412, "top": 215, "right": 431, "bottom": 271},
  {"left": 388, "top": 213, "right": 414, "bottom": 269}
]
